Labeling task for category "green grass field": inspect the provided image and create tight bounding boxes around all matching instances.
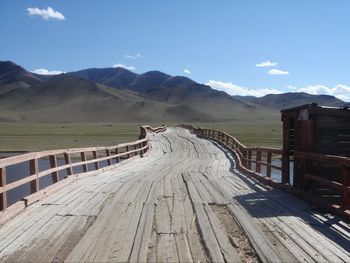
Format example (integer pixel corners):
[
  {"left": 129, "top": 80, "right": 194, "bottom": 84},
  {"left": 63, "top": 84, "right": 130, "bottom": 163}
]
[
  {"left": 194, "top": 121, "right": 283, "bottom": 147},
  {"left": 0, "top": 123, "right": 142, "bottom": 152},
  {"left": 0, "top": 121, "right": 283, "bottom": 153}
]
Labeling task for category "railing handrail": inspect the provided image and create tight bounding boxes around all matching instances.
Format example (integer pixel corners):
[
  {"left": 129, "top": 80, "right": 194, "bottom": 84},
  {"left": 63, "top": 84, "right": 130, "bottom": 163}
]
[
  {"left": 179, "top": 123, "right": 350, "bottom": 220},
  {"left": 178, "top": 124, "right": 286, "bottom": 186},
  {"left": 0, "top": 124, "right": 167, "bottom": 214},
  {"left": 295, "top": 151, "right": 350, "bottom": 166}
]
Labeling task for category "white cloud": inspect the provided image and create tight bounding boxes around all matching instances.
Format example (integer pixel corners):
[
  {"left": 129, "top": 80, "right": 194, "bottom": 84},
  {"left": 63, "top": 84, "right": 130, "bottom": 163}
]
[
  {"left": 256, "top": 60, "right": 278, "bottom": 67},
  {"left": 27, "top": 7, "right": 65, "bottom": 21},
  {"left": 112, "top": 63, "right": 136, "bottom": 71},
  {"left": 268, "top": 69, "right": 289, "bottom": 75},
  {"left": 207, "top": 80, "right": 350, "bottom": 101},
  {"left": 295, "top": 84, "right": 350, "bottom": 101},
  {"left": 125, "top": 54, "right": 142, "bottom": 59},
  {"left": 184, "top": 69, "right": 191, "bottom": 74},
  {"left": 286, "top": 85, "right": 298, "bottom": 91},
  {"left": 207, "top": 80, "right": 283, "bottom": 97},
  {"left": 31, "top": 68, "right": 64, "bottom": 75}
]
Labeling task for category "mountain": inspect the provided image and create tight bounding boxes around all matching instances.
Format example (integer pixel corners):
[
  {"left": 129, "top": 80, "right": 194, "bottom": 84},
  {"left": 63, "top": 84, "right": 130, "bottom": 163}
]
[
  {"left": 241, "top": 92, "right": 346, "bottom": 110},
  {"left": 68, "top": 67, "right": 196, "bottom": 92},
  {"left": 0, "top": 72, "right": 216, "bottom": 122},
  {"left": 0, "top": 60, "right": 345, "bottom": 123},
  {"left": 68, "top": 66, "right": 272, "bottom": 120},
  {"left": 67, "top": 67, "right": 138, "bottom": 90},
  {"left": 0, "top": 61, "right": 42, "bottom": 94}
]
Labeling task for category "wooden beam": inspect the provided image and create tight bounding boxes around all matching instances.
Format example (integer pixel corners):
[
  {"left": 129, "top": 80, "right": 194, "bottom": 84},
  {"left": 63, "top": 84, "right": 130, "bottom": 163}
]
[
  {"left": 115, "top": 148, "right": 120, "bottom": 163},
  {"left": 243, "top": 149, "right": 247, "bottom": 168},
  {"left": 30, "top": 159, "right": 39, "bottom": 194},
  {"left": 247, "top": 150, "right": 252, "bottom": 170},
  {"left": 93, "top": 151, "right": 100, "bottom": 170},
  {"left": 0, "top": 167, "right": 7, "bottom": 210},
  {"left": 80, "top": 152, "right": 88, "bottom": 173},
  {"left": 266, "top": 152, "right": 272, "bottom": 178},
  {"left": 64, "top": 153, "right": 73, "bottom": 176},
  {"left": 255, "top": 150, "right": 261, "bottom": 173},
  {"left": 342, "top": 165, "right": 350, "bottom": 210},
  {"left": 106, "top": 149, "right": 111, "bottom": 166},
  {"left": 126, "top": 146, "right": 130, "bottom": 158},
  {"left": 49, "top": 155, "right": 59, "bottom": 183},
  {"left": 282, "top": 114, "right": 291, "bottom": 185}
]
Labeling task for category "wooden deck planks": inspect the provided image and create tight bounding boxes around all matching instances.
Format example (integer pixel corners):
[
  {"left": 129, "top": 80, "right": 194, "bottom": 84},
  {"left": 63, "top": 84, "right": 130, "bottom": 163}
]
[{"left": 0, "top": 127, "right": 349, "bottom": 262}]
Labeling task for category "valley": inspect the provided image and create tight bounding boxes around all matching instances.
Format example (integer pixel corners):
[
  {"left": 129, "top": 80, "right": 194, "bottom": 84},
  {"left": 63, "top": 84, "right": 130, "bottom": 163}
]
[{"left": 0, "top": 60, "right": 345, "bottom": 152}]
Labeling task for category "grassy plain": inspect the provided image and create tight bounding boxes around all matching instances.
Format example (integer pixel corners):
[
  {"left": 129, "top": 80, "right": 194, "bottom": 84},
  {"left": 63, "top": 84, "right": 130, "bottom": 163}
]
[
  {"left": 0, "top": 123, "right": 141, "bottom": 152},
  {"left": 193, "top": 120, "right": 282, "bottom": 147},
  {"left": 0, "top": 120, "right": 283, "bottom": 153}
]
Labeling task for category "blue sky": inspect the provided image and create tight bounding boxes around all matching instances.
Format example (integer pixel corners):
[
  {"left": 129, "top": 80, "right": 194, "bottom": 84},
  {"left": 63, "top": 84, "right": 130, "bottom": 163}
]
[{"left": 1, "top": 1, "right": 350, "bottom": 100}]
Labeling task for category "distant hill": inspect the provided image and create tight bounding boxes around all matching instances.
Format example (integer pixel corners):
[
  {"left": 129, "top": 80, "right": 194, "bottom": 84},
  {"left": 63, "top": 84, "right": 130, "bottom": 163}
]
[
  {"left": 0, "top": 61, "right": 42, "bottom": 94},
  {"left": 0, "top": 60, "right": 345, "bottom": 123},
  {"left": 68, "top": 67, "right": 196, "bottom": 93},
  {"left": 0, "top": 74, "right": 215, "bottom": 122},
  {"left": 239, "top": 92, "right": 346, "bottom": 110},
  {"left": 68, "top": 66, "right": 274, "bottom": 120},
  {"left": 67, "top": 67, "right": 138, "bottom": 90}
]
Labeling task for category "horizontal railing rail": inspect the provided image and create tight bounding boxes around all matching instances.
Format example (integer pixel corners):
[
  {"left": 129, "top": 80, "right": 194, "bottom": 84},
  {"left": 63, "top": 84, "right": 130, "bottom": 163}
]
[
  {"left": 0, "top": 124, "right": 167, "bottom": 213},
  {"left": 179, "top": 124, "right": 285, "bottom": 188},
  {"left": 294, "top": 151, "right": 350, "bottom": 212},
  {"left": 179, "top": 124, "right": 350, "bottom": 219}
]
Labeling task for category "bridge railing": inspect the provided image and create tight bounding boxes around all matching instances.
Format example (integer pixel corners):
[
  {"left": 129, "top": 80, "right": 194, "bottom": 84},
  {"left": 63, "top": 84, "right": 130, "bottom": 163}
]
[
  {"left": 0, "top": 125, "right": 166, "bottom": 214},
  {"left": 294, "top": 151, "right": 350, "bottom": 212},
  {"left": 180, "top": 124, "right": 350, "bottom": 219},
  {"left": 179, "top": 124, "right": 286, "bottom": 189}
]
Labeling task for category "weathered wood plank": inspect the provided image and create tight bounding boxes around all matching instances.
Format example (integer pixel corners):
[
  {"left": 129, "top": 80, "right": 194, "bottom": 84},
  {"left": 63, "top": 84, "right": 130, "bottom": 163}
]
[
  {"left": 1, "top": 127, "right": 349, "bottom": 263},
  {"left": 204, "top": 204, "right": 241, "bottom": 262}
]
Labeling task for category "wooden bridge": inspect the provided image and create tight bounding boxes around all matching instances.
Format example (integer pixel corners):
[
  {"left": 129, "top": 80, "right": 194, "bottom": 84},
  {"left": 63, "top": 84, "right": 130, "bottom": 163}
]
[{"left": 0, "top": 125, "right": 349, "bottom": 262}]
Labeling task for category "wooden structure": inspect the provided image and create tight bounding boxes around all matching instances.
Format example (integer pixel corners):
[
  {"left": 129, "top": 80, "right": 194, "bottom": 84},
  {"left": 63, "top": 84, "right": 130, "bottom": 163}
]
[
  {"left": 281, "top": 103, "right": 350, "bottom": 215},
  {"left": 179, "top": 124, "right": 285, "bottom": 188},
  {"left": 0, "top": 126, "right": 349, "bottom": 262},
  {"left": 0, "top": 125, "right": 166, "bottom": 218}
]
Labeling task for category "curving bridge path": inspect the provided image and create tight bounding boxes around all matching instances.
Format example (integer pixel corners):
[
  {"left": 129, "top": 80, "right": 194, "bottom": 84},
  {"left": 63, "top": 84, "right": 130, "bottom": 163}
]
[{"left": 0, "top": 128, "right": 349, "bottom": 262}]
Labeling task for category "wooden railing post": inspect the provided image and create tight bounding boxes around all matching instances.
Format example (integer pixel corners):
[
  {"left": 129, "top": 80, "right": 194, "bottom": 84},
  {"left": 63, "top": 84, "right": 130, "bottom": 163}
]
[
  {"left": 80, "top": 152, "right": 88, "bottom": 173},
  {"left": 126, "top": 146, "right": 130, "bottom": 158},
  {"left": 139, "top": 143, "right": 143, "bottom": 157},
  {"left": 106, "top": 149, "right": 111, "bottom": 165},
  {"left": 133, "top": 145, "right": 137, "bottom": 157},
  {"left": 49, "top": 155, "right": 59, "bottom": 183},
  {"left": 256, "top": 150, "right": 261, "bottom": 173},
  {"left": 342, "top": 164, "right": 350, "bottom": 210},
  {"left": 115, "top": 147, "right": 120, "bottom": 163},
  {"left": 93, "top": 151, "right": 99, "bottom": 170},
  {"left": 242, "top": 149, "right": 247, "bottom": 168},
  {"left": 30, "top": 159, "right": 39, "bottom": 194},
  {"left": 247, "top": 150, "right": 252, "bottom": 170},
  {"left": 0, "top": 167, "right": 7, "bottom": 210},
  {"left": 227, "top": 136, "right": 231, "bottom": 148},
  {"left": 282, "top": 117, "right": 291, "bottom": 185},
  {"left": 266, "top": 152, "right": 272, "bottom": 178},
  {"left": 64, "top": 153, "right": 73, "bottom": 176}
]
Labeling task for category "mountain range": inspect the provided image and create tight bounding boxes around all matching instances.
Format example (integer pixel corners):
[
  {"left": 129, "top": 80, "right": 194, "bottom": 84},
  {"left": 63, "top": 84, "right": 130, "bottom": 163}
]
[{"left": 0, "top": 61, "right": 346, "bottom": 123}]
